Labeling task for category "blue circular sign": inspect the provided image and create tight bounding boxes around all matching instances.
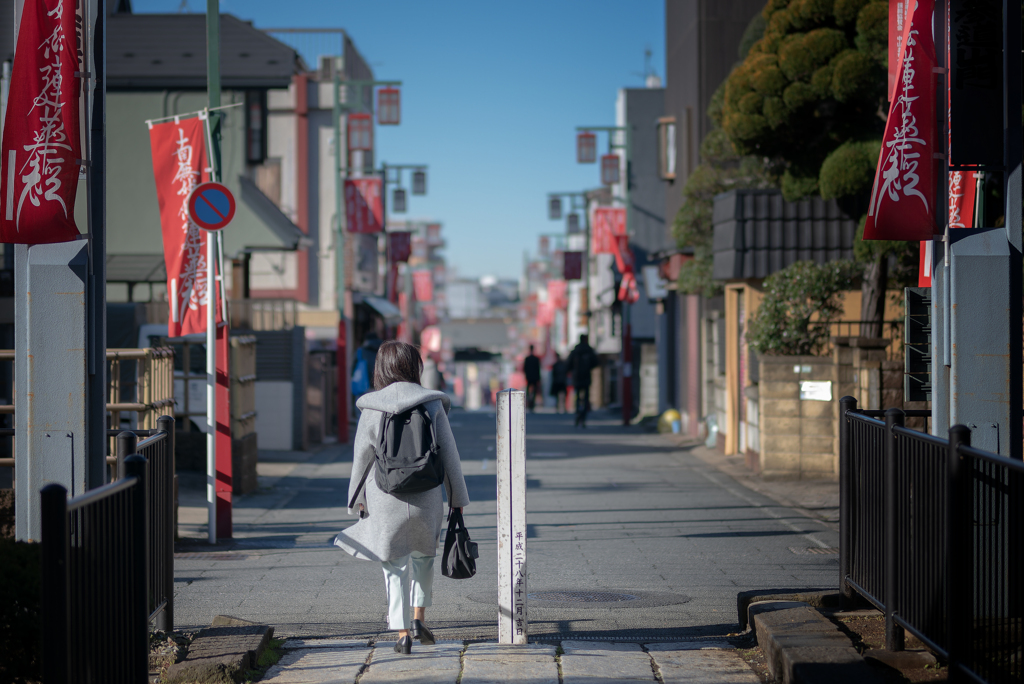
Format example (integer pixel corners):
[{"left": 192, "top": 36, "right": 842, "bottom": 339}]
[{"left": 187, "top": 182, "right": 236, "bottom": 231}]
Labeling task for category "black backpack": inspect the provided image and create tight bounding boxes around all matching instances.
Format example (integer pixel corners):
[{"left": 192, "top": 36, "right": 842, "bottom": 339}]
[{"left": 371, "top": 406, "right": 445, "bottom": 495}]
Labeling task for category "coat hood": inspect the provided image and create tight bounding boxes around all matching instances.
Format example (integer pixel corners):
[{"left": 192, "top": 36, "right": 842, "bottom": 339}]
[{"left": 355, "top": 382, "right": 451, "bottom": 414}]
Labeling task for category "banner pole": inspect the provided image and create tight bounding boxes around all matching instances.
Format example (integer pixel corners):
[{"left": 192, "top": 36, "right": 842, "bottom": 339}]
[{"left": 206, "top": 227, "right": 217, "bottom": 544}]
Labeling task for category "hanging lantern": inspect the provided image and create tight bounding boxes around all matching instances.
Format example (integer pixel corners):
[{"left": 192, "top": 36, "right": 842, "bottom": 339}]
[
  {"left": 577, "top": 132, "right": 597, "bottom": 163},
  {"left": 412, "top": 169, "right": 427, "bottom": 195},
  {"left": 567, "top": 213, "right": 580, "bottom": 234},
  {"left": 347, "top": 113, "right": 373, "bottom": 151},
  {"left": 392, "top": 187, "right": 407, "bottom": 213},
  {"left": 601, "top": 154, "right": 620, "bottom": 185},
  {"left": 548, "top": 197, "right": 562, "bottom": 220},
  {"left": 377, "top": 87, "right": 401, "bottom": 125}
]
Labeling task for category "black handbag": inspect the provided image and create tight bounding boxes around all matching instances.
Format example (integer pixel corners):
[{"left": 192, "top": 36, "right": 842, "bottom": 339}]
[{"left": 441, "top": 508, "right": 478, "bottom": 579}]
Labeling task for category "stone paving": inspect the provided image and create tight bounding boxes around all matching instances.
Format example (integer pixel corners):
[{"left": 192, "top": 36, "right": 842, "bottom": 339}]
[
  {"left": 173, "top": 408, "right": 841, "bottom": 678},
  {"left": 261, "top": 639, "right": 760, "bottom": 684}
]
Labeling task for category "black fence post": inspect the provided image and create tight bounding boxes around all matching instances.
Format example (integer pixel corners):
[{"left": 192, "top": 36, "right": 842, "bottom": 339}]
[
  {"left": 157, "top": 414, "right": 175, "bottom": 631},
  {"left": 41, "top": 484, "right": 68, "bottom": 684},
  {"left": 946, "top": 424, "right": 972, "bottom": 681},
  {"left": 116, "top": 430, "right": 137, "bottom": 480},
  {"left": 884, "top": 407, "right": 905, "bottom": 651},
  {"left": 839, "top": 395, "right": 857, "bottom": 602},
  {"left": 124, "top": 454, "right": 149, "bottom": 682}
]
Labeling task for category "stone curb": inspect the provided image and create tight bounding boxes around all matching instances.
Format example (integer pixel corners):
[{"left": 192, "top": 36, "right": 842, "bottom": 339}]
[
  {"left": 736, "top": 589, "right": 842, "bottom": 630},
  {"left": 164, "top": 615, "right": 274, "bottom": 684},
  {"left": 748, "top": 601, "right": 886, "bottom": 684}
]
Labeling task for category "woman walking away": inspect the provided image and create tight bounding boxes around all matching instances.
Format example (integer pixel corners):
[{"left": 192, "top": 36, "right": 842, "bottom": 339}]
[{"left": 334, "top": 341, "right": 470, "bottom": 654}]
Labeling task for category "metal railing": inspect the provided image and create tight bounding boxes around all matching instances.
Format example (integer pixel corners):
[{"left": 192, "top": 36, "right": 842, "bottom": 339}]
[
  {"left": 41, "top": 455, "right": 149, "bottom": 684},
  {"left": 840, "top": 396, "right": 1024, "bottom": 683},
  {"left": 115, "top": 415, "right": 175, "bottom": 631}
]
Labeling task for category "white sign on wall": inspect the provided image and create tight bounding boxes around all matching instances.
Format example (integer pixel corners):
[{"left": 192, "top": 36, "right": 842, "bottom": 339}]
[{"left": 800, "top": 381, "right": 833, "bottom": 401}]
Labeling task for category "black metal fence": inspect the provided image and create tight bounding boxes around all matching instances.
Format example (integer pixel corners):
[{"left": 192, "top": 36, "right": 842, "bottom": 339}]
[
  {"left": 840, "top": 396, "right": 1024, "bottom": 683},
  {"left": 42, "top": 455, "right": 149, "bottom": 684},
  {"left": 116, "top": 415, "right": 176, "bottom": 631}
]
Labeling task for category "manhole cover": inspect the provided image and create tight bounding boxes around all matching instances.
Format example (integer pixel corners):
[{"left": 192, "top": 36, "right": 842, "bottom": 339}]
[{"left": 529, "top": 591, "right": 638, "bottom": 603}]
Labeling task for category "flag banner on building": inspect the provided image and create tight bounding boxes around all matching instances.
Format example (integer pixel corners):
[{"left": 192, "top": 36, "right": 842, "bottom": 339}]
[
  {"left": 412, "top": 269, "right": 433, "bottom": 302},
  {"left": 547, "top": 279, "right": 567, "bottom": 310},
  {"left": 611, "top": 235, "right": 639, "bottom": 303},
  {"left": 948, "top": 170, "right": 977, "bottom": 229},
  {"left": 591, "top": 207, "right": 626, "bottom": 254},
  {"left": 149, "top": 116, "right": 222, "bottom": 336},
  {"left": 0, "top": 0, "right": 83, "bottom": 244},
  {"left": 345, "top": 177, "right": 383, "bottom": 233},
  {"left": 864, "top": 0, "right": 937, "bottom": 241},
  {"left": 388, "top": 231, "right": 411, "bottom": 262},
  {"left": 563, "top": 251, "right": 583, "bottom": 280}
]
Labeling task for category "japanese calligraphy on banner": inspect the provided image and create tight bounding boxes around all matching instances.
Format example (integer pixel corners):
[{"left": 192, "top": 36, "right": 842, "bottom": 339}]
[
  {"left": 611, "top": 235, "right": 639, "bottom": 303},
  {"left": 412, "top": 269, "right": 433, "bottom": 302},
  {"left": 864, "top": 0, "right": 936, "bottom": 241},
  {"left": 888, "top": 0, "right": 911, "bottom": 101},
  {"left": 149, "top": 116, "right": 221, "bottom": 336},
  {"left": 591, "top": 207, "right": 625, "bottom": 254},
  {"left": 345, "top": 177, "right": 383, "bottom": 233},
  {"left": 948, "top": 170, "right": 977, "bottom": 229},
  {"left": 0, "top": 0, "right": 82, "bottom": 244}
]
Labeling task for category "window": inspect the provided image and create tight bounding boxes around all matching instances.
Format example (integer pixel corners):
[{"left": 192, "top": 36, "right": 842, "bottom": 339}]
[
  {"left": 657, "top": 116, "right": 676, "bottom": 180},
  {"left": 245, "top": 91, "right": 267, "bottom": 164}
]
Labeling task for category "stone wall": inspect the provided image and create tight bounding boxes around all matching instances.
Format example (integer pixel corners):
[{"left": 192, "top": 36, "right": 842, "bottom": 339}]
[{"left": 757, "top": 355, "right": 837, "bottom": 480}]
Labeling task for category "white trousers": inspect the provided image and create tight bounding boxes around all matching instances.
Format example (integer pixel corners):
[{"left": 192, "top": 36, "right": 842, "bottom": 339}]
[{"left": 381, "top": 551, "right": 434, "bottom": 630}]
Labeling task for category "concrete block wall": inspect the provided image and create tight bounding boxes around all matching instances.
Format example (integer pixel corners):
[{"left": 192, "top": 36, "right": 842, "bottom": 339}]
[{"left": 757, "top": 355, "right": 837, "bottom": 479}]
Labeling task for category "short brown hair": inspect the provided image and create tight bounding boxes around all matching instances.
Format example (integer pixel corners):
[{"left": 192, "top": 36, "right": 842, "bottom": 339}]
[{"left": 373, "top": 340, "right": 423, "bottom": 390}]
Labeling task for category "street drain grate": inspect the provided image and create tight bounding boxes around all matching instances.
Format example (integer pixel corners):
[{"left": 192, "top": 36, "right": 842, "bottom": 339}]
[
  {"left": 529, "top": 591, "right": 639, "bottom": 603},
  {"left": 174, "top": 552, "right": 250, "bottom": 561},
  {"left": 789, "top": 547, "right": 840, "bottom": 555}
]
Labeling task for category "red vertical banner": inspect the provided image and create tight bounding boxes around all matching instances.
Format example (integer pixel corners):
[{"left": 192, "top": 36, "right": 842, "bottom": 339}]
[
  {"left": 412, "top": 269, "right": 433, "bottom": 302},
  {"left": 611, "top": 234, "right": 639, "bottom": 303},
  {"left": 864, "top": 0, "right": 937, "bottom": 241},
  {"left": 0, "top": 0, "right": 83, "bottom": 244},
  {"left": 149, "top": 117, "right": 221, "bottom": 336},
  {"left": 345, "top": 177, "right": 383, "bottom": 233},
  {"left": 547, "top": 279, "right": 567, "bottom": 309},
  {"left": 948, "top": 170, "right": 977, "bottom": 229},
  {"left": 563, "top": 251, "right": 583, "bottom": 280},
  {"left": 388, "top": 230, "right": 411, "bottom": 261},
  {"left": 888, "top": 0, "right": 910, "bottom": 101},
  {"left": 591, "top": 207, "right": 625, "bottom": 254},
  {"left": 918, "top": 240, "right": 933, "bottom": 287}
]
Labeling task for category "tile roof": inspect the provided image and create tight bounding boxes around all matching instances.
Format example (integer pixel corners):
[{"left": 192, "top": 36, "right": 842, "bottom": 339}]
[{"left": 107, "top": 14, "right": 300, "bottom": 90}]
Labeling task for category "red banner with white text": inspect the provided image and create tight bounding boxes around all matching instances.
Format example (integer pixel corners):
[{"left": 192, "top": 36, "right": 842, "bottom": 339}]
[
  {"left": 149, "top": 117, "right": 221, "bottom": 336},
  {"left": 592, "top": 207, "right": 626, "bottom": 254},
  {"left": 0, "top": 0, "right": 82, "bottom": 244},
  {"left": 611, "top": 235, "right": 639, "bottom": 303},
  {"left": 345, "top": 177, "right": 384, "bottom": 233},
  {"left": 864, "top": 0, "right": 936, "bottom": 241},
  {"left": 413, "top": 269, "right": 434, "bottom": 302}
]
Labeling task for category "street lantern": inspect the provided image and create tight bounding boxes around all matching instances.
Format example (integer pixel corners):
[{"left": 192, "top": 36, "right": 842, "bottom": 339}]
[
  {"left": 567, "top": 212, "right": 580, "bottom": 234},
  {"left": 392, "top": 187, "right": 407, "bottom": 213},
  {"left": 548, "top": 197, "right": 562, "bottom": 220},
  {"left": 601, "top": 154, "right": 620, "bottom": 185},
  {"left": 577, "top": 132, "right": 596, "bottom": 163},
  {"left": 378, "top": 87, "right": 401, "bottom": 125},
  {"left": 412, "top": 169, "right": 427, "bottom": 195},
  {"left": 348, "top": 113, "right": 373, "bottom": 151}
]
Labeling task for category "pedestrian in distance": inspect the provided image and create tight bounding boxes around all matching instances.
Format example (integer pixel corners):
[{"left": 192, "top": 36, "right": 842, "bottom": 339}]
[
  {"left": 550, "top": 352, "right": 568, "bottom": 414},
  {"left": 334, "top": 341, "right": 470, "bottom": 654},
  {"left": 567, "top": 334, "right": 598, "bottom": 428},
  {"left": 351, "top": 331, "right": 384, "bottom": 407},
  {"left": 523, "top": 344, "right": 542, "bottom": 412}
]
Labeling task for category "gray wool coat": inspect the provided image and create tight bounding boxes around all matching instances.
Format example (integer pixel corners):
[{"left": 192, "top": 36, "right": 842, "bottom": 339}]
[{"left": 333, "top": 382, "right": 470, "bottom": 562}]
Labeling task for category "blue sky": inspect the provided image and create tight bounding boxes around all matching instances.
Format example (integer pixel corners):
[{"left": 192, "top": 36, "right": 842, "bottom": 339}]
[{"left": 135, "top": 1, "right": 666, "bottom": 280}]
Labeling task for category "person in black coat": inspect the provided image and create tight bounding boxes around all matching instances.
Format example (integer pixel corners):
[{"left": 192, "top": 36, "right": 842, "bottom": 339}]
[
  {"left": 523, "top": 345, "right": 541, "bottom": 412},
  {"left": 567, "top": 334, "right": 598, "bottom": 427}
]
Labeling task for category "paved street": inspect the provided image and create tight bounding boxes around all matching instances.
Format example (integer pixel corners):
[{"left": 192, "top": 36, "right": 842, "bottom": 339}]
[{"left": 174, "top": 409, "right": 839, "bottom": 680}]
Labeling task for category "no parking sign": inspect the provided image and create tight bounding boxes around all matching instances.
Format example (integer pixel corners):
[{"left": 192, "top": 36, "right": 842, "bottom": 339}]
[{"left": 187, "top": 182, "right": 236, "bottom": 231}]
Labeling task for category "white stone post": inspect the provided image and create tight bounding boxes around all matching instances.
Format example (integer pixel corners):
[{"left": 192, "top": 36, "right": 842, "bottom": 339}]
[{"left": 496, "top": 388, "right": 527, "bottom": 644}]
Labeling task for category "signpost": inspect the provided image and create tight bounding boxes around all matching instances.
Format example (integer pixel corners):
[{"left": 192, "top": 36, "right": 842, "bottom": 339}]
[
  {"left": 188, "top": 181, "right": 234, "bottom": 544},
  {"left": 496, "top": 389, "right": 528, "bottom": 644}
]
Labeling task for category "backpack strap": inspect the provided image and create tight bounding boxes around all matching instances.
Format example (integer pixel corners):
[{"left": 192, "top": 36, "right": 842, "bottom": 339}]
[{"left": 347, "top": 411, "right": 389, "bottom": 510}]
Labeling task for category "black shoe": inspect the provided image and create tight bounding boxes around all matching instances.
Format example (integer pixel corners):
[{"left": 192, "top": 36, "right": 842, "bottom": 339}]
[
  {"left": 394, "top": 635, "right": 412, "bottom": 654},
  {"left": 410, "top": 619, "right": 435, "bottom": 645}
]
